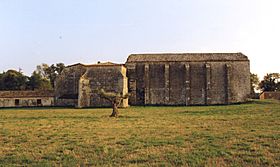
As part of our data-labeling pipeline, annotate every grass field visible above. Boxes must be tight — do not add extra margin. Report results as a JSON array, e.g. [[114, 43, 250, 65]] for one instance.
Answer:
[[0, 100, 279, 166]]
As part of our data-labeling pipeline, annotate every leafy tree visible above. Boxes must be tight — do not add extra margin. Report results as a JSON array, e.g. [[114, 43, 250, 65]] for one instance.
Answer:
[[45, 64, 57, 88], [27, 71, 52, 90], [35, 63, 49, 79], [250, 73, 260, 98], [0, 62, 64, 91], [0, 70, 28, 90], [0, 72, 3, 90], [56, 63, 65, 74], [95, 89, 129, 117], [259, 73, 280, 92], [36, 63, 65, 88]]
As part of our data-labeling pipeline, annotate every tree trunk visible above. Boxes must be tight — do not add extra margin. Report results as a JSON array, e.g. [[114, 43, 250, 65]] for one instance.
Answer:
[[110, 102, 119, 117]]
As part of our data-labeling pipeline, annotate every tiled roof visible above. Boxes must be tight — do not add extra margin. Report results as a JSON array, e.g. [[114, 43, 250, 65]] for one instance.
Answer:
[[126, 53, 249, 63], [0, 90, 54, 98], [67, 62, 124, 68]]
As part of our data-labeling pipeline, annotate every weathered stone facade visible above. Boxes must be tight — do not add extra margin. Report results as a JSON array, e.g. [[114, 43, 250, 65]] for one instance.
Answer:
[[0, 90, 54, 107], [55, 53, 250, 107], [55, 63, 128, 108], [260, 92, 280, 100], [55, 63, 87, 106], [125, 53, 250, 105]]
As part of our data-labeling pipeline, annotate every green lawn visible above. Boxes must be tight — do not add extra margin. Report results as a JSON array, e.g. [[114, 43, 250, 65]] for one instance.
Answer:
[[0, 100, 279, 166]]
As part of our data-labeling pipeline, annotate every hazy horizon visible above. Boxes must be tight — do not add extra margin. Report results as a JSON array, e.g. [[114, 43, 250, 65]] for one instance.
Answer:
[[1, 0, 279, 78]]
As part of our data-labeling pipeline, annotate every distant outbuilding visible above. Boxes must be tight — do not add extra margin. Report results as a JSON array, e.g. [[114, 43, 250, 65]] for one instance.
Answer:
[[259, 92, 280, 100], [0, 90, 54, 107]]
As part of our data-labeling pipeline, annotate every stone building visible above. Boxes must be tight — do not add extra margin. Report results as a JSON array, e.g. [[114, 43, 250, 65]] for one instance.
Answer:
[[125, 53, 250, 105], [55, 62, 128, 108], [259, 91, 280, 100], [0, 90, 54, 107], [55, 52, 250, 107]]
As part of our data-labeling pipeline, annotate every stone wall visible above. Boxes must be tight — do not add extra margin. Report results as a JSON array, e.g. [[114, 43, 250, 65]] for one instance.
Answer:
[[260, 92, 280, 100], [55, 63, 128, 108], [54, 63, 87, 105], [125, 53, 250, 106], [55, 99, 78, 107], [169, 63, 186, 105], [78, 65, 128, 108], [55, 53, 250, 107]]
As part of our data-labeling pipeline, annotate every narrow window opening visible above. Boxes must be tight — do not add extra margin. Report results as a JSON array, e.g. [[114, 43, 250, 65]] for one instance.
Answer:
[[15, 99, 20, 106], [37, 99, 42, 106]]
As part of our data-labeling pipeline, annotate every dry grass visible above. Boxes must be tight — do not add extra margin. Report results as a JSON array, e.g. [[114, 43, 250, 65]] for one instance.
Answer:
[[0, 100, 279, 166]]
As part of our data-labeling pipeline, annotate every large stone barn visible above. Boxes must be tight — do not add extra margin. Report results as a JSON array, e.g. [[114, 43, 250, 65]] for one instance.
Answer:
[[55, 62, 128, 108], [0, 90, 54, 107], [125, 53, 250, 106], [55, 52, 250, 107]]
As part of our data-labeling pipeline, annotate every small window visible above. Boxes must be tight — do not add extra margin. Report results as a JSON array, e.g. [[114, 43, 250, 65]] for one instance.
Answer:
[[37, 99, 42, 106], [15, 99, 20, 106]]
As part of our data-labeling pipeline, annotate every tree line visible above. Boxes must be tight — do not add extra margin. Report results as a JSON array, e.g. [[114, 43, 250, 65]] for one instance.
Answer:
[[0, 63, 65, 91]]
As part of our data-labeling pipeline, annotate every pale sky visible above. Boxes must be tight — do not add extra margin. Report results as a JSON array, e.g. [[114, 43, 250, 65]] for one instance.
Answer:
[[0, 0, 279, 78]]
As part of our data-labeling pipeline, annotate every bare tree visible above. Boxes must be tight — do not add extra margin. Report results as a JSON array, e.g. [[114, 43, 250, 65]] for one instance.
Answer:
[[95, 89, 129, 117]]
